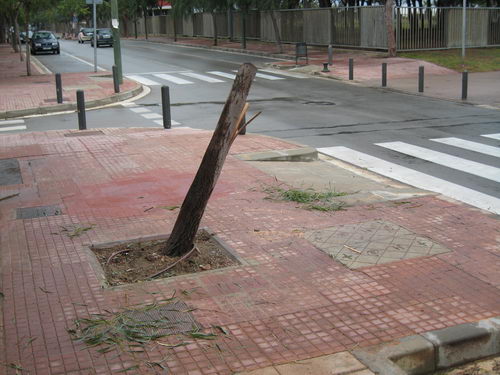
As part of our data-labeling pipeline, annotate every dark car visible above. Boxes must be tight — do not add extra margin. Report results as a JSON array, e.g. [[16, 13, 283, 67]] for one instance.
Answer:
[[20, 31, 33, 44], [91, 28, 113, 47], [30, 31, 60, 55]]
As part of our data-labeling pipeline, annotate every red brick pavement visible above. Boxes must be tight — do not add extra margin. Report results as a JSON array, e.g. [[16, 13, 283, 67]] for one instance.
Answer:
[[0, 44, 138, 113], [0, 128, 499, 374]]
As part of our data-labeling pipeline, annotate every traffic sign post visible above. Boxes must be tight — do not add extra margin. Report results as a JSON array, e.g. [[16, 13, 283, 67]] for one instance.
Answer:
[[85, 0, 103, 72]]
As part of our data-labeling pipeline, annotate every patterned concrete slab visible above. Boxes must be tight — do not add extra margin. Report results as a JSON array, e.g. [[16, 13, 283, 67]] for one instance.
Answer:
[[305, 220, 451, 269]]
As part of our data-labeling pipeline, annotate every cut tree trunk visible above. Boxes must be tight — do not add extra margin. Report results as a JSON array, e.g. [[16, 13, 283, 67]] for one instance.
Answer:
[[163, 63, 257, 257]]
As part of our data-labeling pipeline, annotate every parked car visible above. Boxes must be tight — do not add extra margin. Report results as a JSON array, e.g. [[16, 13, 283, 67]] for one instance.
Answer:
[[90, 28, 113, 47], [30, 31, 60, 55], [20, 31, 33, 44], [78, 28, 93, 43]]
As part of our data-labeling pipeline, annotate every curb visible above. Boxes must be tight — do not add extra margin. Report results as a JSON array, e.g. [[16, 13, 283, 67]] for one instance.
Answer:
[[236, 147, 318, 162], [352, 316, 500, 374], [0, 83, 143, 120]]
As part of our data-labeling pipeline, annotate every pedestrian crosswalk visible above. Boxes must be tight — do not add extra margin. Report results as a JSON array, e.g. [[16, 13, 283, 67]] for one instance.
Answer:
[[125, 69, 295, 87], [122, 102, 181, 127], [0, 119, 26, 132], [318, 133, 500, 215]]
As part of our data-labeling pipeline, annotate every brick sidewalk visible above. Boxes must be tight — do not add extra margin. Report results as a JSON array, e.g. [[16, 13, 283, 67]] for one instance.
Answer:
[[0, 44, 139, 113], [0, 128, 498, 374]]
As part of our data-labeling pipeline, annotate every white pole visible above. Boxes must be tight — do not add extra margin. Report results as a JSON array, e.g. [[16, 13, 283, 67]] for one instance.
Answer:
[[462, 0, 466, 68], [93, 0, 97, 73]]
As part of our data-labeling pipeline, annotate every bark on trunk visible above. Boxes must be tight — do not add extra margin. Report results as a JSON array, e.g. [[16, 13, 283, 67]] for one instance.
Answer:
[[163, 63, 257, 257], [144, 8, 148, 40], [25, 8, 31, 76], [385, 0, 396, 57], [13, 15, 20, 53], [270, 10, 283, 54]]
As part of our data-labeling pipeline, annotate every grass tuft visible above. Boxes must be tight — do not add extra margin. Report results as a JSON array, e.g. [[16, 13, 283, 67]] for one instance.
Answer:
[[264, 185, 347, 212]]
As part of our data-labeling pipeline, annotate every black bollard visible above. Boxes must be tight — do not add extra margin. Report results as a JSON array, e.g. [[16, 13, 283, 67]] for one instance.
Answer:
[[462, 71, 468, 100], [418, 66, 424, 93], [55, 73, 63, 104], [328, 45, 333, 66], [382, 63, 387, 87], [76, 90, 86, 130], [112, 65, 120, 93], [161, 86, 171, 129], [349, 58, 354, 80], [322, 62, 330, 73]]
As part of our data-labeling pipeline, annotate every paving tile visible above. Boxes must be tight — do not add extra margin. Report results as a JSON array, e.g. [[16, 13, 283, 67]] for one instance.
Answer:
[[274, 352, 366, 375]]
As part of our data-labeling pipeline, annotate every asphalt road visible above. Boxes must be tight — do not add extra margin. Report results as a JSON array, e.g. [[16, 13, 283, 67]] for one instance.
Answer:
[[5, 39, 500, 211]]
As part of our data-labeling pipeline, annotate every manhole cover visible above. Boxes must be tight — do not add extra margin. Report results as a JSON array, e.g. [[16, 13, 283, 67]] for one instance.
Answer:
[[17, 205, 62, 219], [0, 158, 22, 186], [305, 220, 451, 269], [123, 300, 200, 336], [304, 101, 336, 106], [64, 130, 104, 137]]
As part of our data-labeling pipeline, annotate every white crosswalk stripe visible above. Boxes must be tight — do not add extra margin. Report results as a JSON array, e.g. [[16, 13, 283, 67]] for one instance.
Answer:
[[154, 119, 181, 126], [126, 75, 161, 86], [180, 72, 224, 83], [232, 70, 285, 80], [207, 71, 236, 80], [153, 74, 193, 85], [259, 69, 308, 79], [431, 137, 500, 158], [0, 119, 26, 132], [141, 113, 163, 120], [129, 107, 150, 113], [482, 133, 500, 141], [318, 146, 500, 215], [376, 141, 500, 183]]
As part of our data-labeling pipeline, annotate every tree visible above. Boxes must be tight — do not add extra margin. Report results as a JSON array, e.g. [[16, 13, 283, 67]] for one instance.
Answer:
[[163, 63, 257, 257], [385, 0, 396, 57]]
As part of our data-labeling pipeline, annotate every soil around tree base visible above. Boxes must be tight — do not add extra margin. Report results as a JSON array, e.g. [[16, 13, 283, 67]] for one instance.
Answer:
[[92, 230, 238, 286]]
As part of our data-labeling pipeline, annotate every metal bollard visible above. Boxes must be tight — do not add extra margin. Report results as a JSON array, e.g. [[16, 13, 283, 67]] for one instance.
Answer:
[[161, 86, 171, 129], [76, 90, 86, 130], [382, 63, 387, 87], [112, 65, 120, 93], [55, 73, 63, 104], [349, 58, 354, 80], [418, 66, 424, 93], [322, 62, 330, 73], [462, 70, 468, 100], [328, 45, 333, 66]]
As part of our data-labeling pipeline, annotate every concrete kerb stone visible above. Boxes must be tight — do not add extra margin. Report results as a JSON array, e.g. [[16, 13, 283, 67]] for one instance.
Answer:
[[236, 147, 318, 162], [353, 316, 500, 374], [0, 83, 143, 120]]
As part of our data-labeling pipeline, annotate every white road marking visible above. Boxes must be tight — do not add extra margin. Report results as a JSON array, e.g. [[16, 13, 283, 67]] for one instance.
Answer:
[[153, 73, 193, 85], [154, 119, 180, 126], [126, 75, 161, 86], [61, 51, 106, 71], [259, 69, 308, 79], [318, 146, 500, 215], [431, 137, 500, 158], [180, 72, 224, 83], [141, 113, 163, 119], [0, 119, 25, 126], [376, 141, 500, 183], [482, 133, 500, 141], [0, 125, 26, 132], [208, 71, 236, 80], [129, 107, 150, 113], [121, 102, 137, 107], [255, 72, 285, 80]]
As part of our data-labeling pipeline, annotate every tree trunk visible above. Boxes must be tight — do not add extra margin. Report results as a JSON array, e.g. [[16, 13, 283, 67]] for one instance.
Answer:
[[25, 6, 31, 76], [270, 10, 283, 54], [385, 0, 396, 57], [212, 12, 218, 46], [163, 63, 257, 257], [241, 9, 246, 49], [13, 15, 20, 53]]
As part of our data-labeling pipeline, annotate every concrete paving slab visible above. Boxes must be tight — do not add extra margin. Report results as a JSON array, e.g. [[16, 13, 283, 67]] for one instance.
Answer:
[[273, 352, 367, 375]]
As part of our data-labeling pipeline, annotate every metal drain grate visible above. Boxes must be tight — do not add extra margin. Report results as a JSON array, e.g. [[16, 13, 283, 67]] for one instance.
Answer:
[[122, 300, 200, 336], [17, 205, 62, 219], [0, 159, 22, 186], [64, 130, 104, 137]]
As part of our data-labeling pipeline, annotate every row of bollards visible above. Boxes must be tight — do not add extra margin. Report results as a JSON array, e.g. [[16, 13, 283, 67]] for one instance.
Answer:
[[326, 58, 468, 100]]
